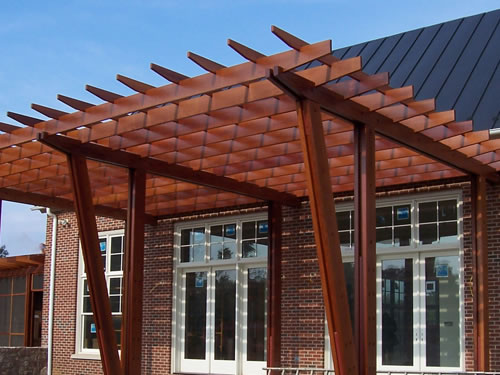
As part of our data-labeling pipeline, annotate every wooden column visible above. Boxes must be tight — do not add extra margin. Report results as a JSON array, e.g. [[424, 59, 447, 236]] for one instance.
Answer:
[[354, 123, 376, 375], [121, 168, 146, 374], [66, 153, 121, 375], [296, 99, 358, 375], [471, 175, 489, 371], [267, 201, 282, 369]]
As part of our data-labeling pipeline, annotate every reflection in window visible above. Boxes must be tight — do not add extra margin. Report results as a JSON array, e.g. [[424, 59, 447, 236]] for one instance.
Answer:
[[210, 224, 236, 260], [180, 227, 205, 262], [242, 221, 268, 258], [247, 268, 267, 361], [419, 200, 458, 245]]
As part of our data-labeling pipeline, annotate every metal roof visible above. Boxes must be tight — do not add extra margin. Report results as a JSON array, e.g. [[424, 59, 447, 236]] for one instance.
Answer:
[[333, 9, 500, 130]]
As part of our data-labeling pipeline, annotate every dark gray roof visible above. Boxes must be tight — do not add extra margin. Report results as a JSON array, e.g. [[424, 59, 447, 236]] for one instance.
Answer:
[[333, 9, 500, 130]]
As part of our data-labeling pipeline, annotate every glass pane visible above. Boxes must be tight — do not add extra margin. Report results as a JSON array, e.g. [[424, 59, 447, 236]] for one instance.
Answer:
[[439, 200, 457, 221], [382, 258, 413, 366], [0, 296, 11, 332], [394, 226, 411, 247], [113, 316, 122, 350], [257, 238, 268, 258], [83, 315, 98, 349], [32, 274, 43, 290], [420, 223, 437, 245], [425, 256, 460, 367], [99, 238, 107, 272], [242, 222, 255, 239], [337, 211, 350, 231], [10, 335, 24, 346], [211, 243, 223, 260], [339, 231, 350, 247], [343, 262, 355, 331], [110, 236, 123, 254], [12, 277, 25, 294], [0, 334, 8, 346], [247, 268, 267, 361], [180, 246, 190, 263], [110, 296, 121, 313], [110, 254, 122, 272], [257, 221, 268, 237], [419, 201, 437, 223], [192, 245, 205, 262], [376, 206, 392, 227], [83, 296, 92, 313], [224, 224, 236, 240], [185, 272, 207, 359], [242, 241, 257, 258], [439, 222, 458, 243], [193, 228, 205, 244], [376, 228, 392, 247], [222, 242, 236, 259], [11, 295, 25, 333], [181, 229, 191, 246], [394, 205, 411, 225], [0, 278, 10, 294], [211, 225, 223, 243], [215, 270, 236, 360]]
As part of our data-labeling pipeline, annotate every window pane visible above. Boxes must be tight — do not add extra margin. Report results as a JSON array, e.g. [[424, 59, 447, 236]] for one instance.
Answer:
[[180, 246, 190, 263], [12, 277, 25, 294], [439, 222, 458, 243], [224, 224, 236, 240], [181, 229, 191, 246], [339, 232, 350, 247], [0, 278, 10, 294], [247, 268, 267, 361], [222, 242, 236, 259], [343, 262, 355, 331], [376, 207, 392, 227], [110, 254, 122, 272], [394, 205, 411, 225], [210, 243, 223, 260], [439, 200, 457, 221], [110, 296, 120, 312], [242, 241, 257, 258], [32, 274, 43, 290], [10, 335, 24, 347], [382, 258, 413, 366], [210, 225, 223, 243], [419, 201, 437, 223], [11, 295, 25, 333], [376, 228, 392, 247], [185, 272, 207, 359], [0, 334, 8, 346], [425, 256, 460, 367], [257, 238, 268, 258], [110, 236, 122, 254], [394, 226, 411, 247], [215, 270, 236, 360], [83, 315, 98, 349], [420, 223, 437, 245], [113, 316, 122, 350], [337, 211, 350, 231], [257, 221, 268, 238], [0, 296, 10, 332], [192, 228, 205, 244], [192, 245, 205, 262], [242, 222, 255, 240]]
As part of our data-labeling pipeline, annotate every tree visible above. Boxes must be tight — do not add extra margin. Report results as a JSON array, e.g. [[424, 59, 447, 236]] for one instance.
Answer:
[[0, 245, 8, 258]]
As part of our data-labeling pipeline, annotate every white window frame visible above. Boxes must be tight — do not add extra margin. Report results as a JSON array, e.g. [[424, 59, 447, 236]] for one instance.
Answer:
[[325, 190, 465, 371], [73, 229, 125, 360], [171, 213, 268, 375]]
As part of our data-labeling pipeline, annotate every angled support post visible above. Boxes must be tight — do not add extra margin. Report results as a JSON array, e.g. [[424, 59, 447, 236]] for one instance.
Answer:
[[267, 201, 282, 370], [296, 99, 358, 375], [354, 123, 376, 375], [66, 153, 121, 375], [121, 168, 146, 374], [471, 174, 489, 371]]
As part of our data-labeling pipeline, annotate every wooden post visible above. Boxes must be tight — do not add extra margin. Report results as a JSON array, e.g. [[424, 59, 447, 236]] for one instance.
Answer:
[[296, 99, 358, 375], [66, 153, 121, 375], [471, 175, 489, 371], [354, 123, 376, 375], [267, 201, 282, 370], [121, 168, 146, 374]]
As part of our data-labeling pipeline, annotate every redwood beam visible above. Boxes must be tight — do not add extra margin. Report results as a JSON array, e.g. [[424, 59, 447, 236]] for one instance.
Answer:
[[471, 175, 490, 371], [267, 201, 282, 370], [66, 153, 121, 375], [121, 168, 146, 374], [296, 99, 357, 375], [354, 123, 376, 375]]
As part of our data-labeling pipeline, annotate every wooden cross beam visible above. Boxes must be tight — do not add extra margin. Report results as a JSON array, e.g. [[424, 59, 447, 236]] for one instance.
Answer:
[[37, 132, 301, 206]]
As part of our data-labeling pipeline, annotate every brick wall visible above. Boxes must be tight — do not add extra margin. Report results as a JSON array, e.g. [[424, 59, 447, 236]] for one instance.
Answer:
[[40, 180, 500, 373]]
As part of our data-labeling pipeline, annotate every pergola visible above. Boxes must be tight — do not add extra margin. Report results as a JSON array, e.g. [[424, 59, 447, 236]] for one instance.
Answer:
[[0, 27, 497, 375]]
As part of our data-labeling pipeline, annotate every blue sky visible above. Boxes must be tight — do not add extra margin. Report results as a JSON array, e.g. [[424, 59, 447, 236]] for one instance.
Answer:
[[0, 0, 498, 255]]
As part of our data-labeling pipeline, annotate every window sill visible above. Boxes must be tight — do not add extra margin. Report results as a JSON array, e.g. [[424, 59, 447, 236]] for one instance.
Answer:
[[71, 352, 101, 360]]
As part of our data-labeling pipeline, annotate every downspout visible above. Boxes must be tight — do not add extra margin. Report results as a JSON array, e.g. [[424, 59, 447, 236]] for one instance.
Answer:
[[46, 208, 57, 375]]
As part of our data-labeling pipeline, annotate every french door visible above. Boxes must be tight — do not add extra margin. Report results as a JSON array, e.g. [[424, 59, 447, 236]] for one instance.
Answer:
[[178, 265, 267, 375], [377, 252, 461, 371]]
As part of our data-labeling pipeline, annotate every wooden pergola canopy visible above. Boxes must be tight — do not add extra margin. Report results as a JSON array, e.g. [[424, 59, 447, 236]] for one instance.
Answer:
[[1, 26, 499, 220]]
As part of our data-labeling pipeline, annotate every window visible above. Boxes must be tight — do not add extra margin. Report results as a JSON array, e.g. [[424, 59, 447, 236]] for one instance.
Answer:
[[327, 193, 463, 371], [173, 215, 268, 375], [76, 230, 124, 354], [0, 276, 27, 346]]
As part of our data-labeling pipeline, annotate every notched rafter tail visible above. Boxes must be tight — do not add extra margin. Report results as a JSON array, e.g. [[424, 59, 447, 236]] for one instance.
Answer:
[[7, 112, 44, 127], [31, 104, 68, 120], [85, 84, 123, 103], [116, 74, 155, 94], [271, 25, 308, 50], [187, 52, 226, 74], [57, 94, 94, 111], [150, 63, 189, 84], [0, 122, 22, 133], [227, 39, 265, 63]]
